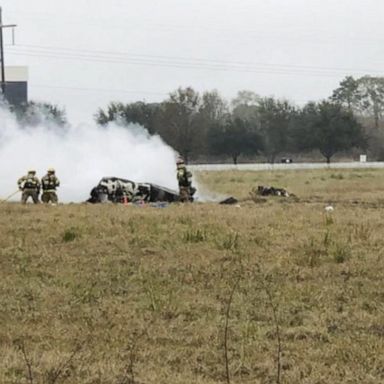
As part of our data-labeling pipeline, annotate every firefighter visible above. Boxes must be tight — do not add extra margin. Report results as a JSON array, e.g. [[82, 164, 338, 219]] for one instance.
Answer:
[[41, 168, 60, 204], [17, 170, 41, 204], [176, 158, 194, 202]]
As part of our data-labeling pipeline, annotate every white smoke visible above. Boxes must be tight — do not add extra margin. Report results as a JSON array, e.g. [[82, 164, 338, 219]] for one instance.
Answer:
[[0, 107, 180, 203]]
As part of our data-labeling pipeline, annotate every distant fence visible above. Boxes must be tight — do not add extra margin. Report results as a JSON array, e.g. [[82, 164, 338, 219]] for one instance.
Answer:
[[189, 162, 384, 172]]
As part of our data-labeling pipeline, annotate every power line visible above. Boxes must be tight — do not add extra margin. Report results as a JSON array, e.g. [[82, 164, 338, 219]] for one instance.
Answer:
[[6, 45, 382, 78], [10, 43, 382, 74], [5, 51, 343, 77], [8, 9, 384, 46], [31, 83, 168, 96]]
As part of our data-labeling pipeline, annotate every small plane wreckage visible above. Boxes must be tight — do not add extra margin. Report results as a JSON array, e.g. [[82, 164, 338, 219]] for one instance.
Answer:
[[87, 177, 195, 204]]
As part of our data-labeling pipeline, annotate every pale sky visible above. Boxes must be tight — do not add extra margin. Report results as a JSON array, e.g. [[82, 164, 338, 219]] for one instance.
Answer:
[[2, 0, 384, 123]]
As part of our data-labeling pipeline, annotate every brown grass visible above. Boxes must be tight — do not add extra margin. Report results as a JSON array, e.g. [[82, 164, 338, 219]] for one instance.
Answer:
[[1, 168, 384, 383]]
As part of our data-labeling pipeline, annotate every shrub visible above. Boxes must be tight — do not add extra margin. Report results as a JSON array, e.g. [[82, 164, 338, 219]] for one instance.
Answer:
[[62, 227, 78, 242]]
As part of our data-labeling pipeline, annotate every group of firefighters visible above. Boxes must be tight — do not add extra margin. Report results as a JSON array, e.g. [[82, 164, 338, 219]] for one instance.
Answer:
[[16, 158, 193, 204], [17, 168, 60, 204]]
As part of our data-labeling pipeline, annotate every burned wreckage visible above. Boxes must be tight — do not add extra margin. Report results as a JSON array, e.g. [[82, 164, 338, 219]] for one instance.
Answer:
[[87, 177, 195, 204]]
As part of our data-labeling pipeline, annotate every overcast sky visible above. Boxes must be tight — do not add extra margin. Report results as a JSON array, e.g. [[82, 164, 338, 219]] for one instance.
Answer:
[[2, 0, 384, 122]]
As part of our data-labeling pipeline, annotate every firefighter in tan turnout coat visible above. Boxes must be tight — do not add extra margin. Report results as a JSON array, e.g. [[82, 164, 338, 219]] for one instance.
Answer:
[[17, 170, 41, 204], [176, 158, 194, 202], [41, 168, 60, 204]]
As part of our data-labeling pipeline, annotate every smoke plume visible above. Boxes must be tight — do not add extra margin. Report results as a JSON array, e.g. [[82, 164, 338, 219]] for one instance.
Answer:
[[0, 107, 180, 203]]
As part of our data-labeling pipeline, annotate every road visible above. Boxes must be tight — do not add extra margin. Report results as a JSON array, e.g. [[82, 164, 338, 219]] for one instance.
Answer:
[[189, 161, 384, 171]]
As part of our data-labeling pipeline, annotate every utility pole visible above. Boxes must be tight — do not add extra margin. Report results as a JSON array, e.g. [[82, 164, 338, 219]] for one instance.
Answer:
[[0, 7, 17, 97]]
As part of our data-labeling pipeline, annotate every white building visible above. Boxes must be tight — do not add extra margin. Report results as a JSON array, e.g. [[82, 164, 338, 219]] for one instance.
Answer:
[[2, 65, 28, 105]]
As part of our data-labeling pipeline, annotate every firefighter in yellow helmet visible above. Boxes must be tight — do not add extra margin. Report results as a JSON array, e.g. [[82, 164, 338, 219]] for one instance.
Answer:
[[176, 158, 194, 202], [17, 170, 41, 204], [41, 168, 60, 204]]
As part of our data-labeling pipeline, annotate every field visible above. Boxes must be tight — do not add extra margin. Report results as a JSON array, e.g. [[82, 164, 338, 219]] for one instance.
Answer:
[[1, 168, 384, 384]]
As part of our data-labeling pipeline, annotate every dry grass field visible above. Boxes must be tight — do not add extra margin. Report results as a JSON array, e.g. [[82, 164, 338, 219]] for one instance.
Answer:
[[1, 168, 384, 384]]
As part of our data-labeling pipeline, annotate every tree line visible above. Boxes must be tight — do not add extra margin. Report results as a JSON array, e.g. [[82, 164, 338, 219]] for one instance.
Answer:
[[8, 75, 384, 163], [95, 75, 384, 163]]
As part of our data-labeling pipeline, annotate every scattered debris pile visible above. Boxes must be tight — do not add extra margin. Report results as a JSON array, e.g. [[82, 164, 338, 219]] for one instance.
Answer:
[[249, 185, 293, 203], [219, 196, 238, 205], [256, 185, 290, 197]]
